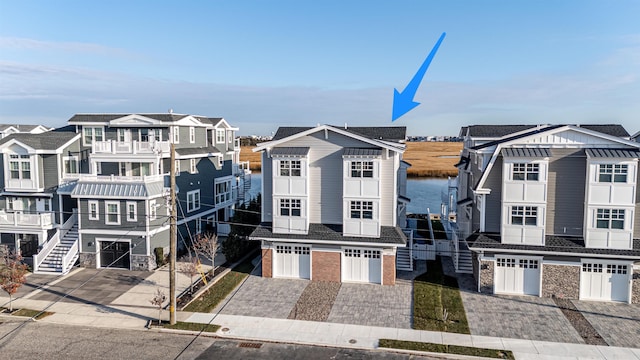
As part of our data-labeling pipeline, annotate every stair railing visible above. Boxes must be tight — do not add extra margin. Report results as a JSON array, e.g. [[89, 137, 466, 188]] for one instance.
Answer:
[[61, 239, 79, 274], [33, 209, 78, 273]]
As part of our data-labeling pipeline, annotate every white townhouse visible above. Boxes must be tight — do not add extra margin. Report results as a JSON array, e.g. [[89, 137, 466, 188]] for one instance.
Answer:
[[249, 125, 411, 285], [455, 124, 640, 303]]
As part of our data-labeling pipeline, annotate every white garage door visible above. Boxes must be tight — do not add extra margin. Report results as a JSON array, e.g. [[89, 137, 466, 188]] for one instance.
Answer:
[[494, 257, 540, 296], [273, 244, 310, 279], [580, 262, 629, 302], [342, 248, 381, 284]]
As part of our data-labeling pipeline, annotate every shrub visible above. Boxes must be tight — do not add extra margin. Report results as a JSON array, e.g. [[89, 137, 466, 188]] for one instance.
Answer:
[[221, 233, 256, 263], [154, 247, 165, 267]]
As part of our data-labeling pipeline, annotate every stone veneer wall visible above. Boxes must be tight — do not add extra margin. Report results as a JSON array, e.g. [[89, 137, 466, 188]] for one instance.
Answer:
[[261, 248, 272, 278], [633, 269, 640, 304], [542, 264, 580, 299], [79, 253, 97, 268], [382, 254, 396, 285], [312, 251, 341, 282], [131, 254, 155, 271], [479, 260, 494, 294]]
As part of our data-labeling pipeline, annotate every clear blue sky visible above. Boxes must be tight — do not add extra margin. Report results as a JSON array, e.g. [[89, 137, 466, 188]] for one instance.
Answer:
[[1, 1, 639, 136]]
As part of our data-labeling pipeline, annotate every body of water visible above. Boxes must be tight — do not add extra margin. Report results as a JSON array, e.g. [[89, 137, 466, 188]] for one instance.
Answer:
[[245, 172, 447, 215]]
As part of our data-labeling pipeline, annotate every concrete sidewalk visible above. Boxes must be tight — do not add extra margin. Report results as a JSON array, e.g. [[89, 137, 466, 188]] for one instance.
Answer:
[[185, 313, 640, 360]]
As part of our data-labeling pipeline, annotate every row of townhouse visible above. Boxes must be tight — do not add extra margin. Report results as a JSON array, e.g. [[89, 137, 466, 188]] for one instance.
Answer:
[[249, 124, 412, 285], [0, 113, 250, 273], [450, 124, 640, 304]]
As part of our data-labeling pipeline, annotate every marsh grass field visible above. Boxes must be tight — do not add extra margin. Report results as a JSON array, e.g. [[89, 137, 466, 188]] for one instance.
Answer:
[[240, 142, 462, 178]]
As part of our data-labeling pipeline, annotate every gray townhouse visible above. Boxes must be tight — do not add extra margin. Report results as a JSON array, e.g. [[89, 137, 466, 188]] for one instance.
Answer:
[[250, 125, 411, 285], [452, 124, 640, 303], [0, 113, 250, 273]]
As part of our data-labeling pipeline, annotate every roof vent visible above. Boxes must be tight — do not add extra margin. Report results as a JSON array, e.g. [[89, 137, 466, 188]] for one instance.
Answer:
[[168, 108, 173, 114], [344, 123, 348, 129]]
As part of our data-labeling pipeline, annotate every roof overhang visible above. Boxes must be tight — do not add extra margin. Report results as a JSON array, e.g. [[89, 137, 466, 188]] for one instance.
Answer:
[[250, 236, 404, 248]]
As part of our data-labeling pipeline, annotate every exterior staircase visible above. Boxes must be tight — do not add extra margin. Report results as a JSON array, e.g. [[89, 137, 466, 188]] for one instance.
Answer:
[[456, 241, 473, 274], [34, 223, 79, 274], [396, 247, 413, 271]]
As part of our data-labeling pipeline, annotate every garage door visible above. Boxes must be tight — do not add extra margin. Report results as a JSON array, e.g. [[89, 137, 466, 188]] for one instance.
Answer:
[[580, 262, 629, 302], [273, 244, 310, 279], [100, 241, 130, 269], [494, 257, 540, 296], [342, 248, 381, 284]]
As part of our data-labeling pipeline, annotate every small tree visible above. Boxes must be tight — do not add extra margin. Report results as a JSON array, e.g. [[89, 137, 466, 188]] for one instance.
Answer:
[[179, 257, 200, 294], [192, 232, 218, 273], [149, 288, 167, 324], [0, 251, 29, 312]]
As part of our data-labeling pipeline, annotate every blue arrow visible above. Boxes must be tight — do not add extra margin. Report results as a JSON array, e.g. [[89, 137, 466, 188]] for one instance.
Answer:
[[392, 32, 446, 122]]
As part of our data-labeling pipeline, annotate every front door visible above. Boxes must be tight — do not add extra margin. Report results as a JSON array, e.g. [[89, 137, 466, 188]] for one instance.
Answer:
[[19, 234, 39, 257], [100, 241, 130, 269]]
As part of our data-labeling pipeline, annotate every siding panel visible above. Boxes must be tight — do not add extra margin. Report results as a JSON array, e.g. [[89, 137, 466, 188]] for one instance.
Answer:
[[546, 149, 586, 236], [484, 156, 503, 232]]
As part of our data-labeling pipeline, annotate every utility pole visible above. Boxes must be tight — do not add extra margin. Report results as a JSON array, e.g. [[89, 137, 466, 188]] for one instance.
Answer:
[[169, 142, 177, 325]]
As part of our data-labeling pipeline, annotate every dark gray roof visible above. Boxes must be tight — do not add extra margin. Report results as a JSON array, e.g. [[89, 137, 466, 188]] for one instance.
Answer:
[[463, 124, 629, 139], [273, 125, 406, 142], [343, 148, 382, 157], [467, 232, 640, 258], [270, 147, 310, 156], [249, 223, 406, 245], [175, 146, 221, 156], [0, 132, 79, 150], [67, 113, 222, 124], [472, 125, 565, 150], [501, 148, 551, 158], [585, 148, 640, 159]]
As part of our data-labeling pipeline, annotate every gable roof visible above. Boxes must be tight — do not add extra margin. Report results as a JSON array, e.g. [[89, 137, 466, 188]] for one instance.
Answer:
[[252, 125, 406, 153], [0, 132, 80, 152], [273, 125, 406, 142], [464, 124, 629, 139], [0, 124, 49, 132]]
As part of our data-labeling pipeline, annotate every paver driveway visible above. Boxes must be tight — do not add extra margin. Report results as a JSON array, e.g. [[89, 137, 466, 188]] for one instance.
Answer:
[[573, 300, 640, 348]]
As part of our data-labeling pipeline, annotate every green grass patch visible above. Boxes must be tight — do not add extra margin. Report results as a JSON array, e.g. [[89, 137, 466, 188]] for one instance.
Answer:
[[6, 308, 54, 320], [163, 321, 220, 333], [183, 257, 255, 313], [413, 257, 469, 334], [379, 339, 514, 359]]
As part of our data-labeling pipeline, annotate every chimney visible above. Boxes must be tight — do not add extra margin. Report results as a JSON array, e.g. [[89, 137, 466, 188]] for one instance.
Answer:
[[168, 108, 173, 114], [344, 123, 348, 130]]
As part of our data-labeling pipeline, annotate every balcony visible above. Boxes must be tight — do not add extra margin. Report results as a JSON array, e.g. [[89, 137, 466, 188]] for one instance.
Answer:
[[92, 140, 170, 155], [0, 211, 54, 229], [76, 173, 168, 183], [233, 161, 251, 176]]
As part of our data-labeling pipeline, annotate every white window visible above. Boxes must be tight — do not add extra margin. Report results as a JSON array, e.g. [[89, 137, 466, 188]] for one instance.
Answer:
[[216, 129, 225, 144], [187, 190, 201, 212], [9, 154, 31, 180], [88, 200, 99, 220], [175, 160, 180, 175], [126, 202, 137, 222], [196, 218, 202, 234], [96, 162, 102, 175], [173, 126, 179, 143], [149, 199, 157, 220], [350, 201, 373, 219], [512, 163, 539, 181], [105, 201, 120, 225], [189, 127, 195, 143], [189, 158, 197, 173], [598, 164, 627, 183], [6, 197, 14, 211], [217, 155, 223, 168], [215, 180, 231, 205], [280, 160, 301, 176], [117, 128, 130, 142], [511, 206, 537, 226], [228, 130, 233, 143], [63, 156, 79, 176], [350, 161, 374, 178], [83, 126, 104, 146], [280, 199, 301, 216], [596, 209, 625, 229]]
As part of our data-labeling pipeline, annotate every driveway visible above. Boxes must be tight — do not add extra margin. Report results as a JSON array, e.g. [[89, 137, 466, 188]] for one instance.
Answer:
[[211, 267, 413, 328], [573, 300, 640, 348]]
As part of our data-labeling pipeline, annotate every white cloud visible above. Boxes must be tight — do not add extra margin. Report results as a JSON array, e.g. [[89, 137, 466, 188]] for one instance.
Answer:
[[0, 36, 136, 58]]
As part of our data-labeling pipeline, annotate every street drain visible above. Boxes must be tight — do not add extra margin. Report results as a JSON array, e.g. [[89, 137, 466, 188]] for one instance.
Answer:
[[238, 342, 263, 349], [349, 339, 357, 344], [221, 327, 230, 333]]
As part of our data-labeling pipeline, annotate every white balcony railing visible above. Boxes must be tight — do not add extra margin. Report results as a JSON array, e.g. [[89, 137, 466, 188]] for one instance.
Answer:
[[233, 161, 251, 175], [92, 140, 170, 155], [76, 173, 167, 183], [34, 209, 77, 273], [0, 211, 54, 228]]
